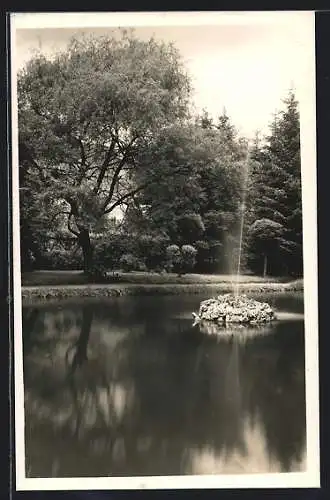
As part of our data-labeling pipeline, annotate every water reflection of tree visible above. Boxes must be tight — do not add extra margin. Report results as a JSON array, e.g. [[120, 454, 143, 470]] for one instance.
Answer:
[[22, 308, 39, 356], [23, 304, 306, 477], [66, 307, 93, 373], [24, 304, 139, 476]]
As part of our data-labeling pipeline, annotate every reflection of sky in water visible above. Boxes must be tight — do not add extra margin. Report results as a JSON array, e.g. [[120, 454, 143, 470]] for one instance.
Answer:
[[23, 293, 306, 477], [189, 413, 306, 474]]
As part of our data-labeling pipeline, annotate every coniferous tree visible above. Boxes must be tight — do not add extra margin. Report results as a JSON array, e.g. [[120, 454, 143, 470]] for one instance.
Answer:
[[247, 91, 302, 276]]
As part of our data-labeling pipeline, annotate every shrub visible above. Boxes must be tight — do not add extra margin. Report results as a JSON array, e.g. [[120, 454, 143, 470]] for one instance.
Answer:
[[165, 244, 197, 275], [43, 245, 83, 270], [135, 234, 169, 271], [86, 263, 108, 281], [119, 253, 137, 272], [194, 239, 210, 273], [118, 253, 146, 272], [94, 232, 169, 272], [136, 260, 148, 272], [165, 244, 182, 273], [181, 244, 197, 273], [94, 233, 134, 270]]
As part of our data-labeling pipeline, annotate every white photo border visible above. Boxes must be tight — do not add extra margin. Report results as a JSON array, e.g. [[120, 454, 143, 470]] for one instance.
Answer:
[[11, 10, 320, 491]]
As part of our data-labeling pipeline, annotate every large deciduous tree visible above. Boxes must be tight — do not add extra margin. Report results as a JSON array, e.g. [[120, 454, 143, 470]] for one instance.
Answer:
[[18, 32, 191, 274], [124, 113, 248, 272]]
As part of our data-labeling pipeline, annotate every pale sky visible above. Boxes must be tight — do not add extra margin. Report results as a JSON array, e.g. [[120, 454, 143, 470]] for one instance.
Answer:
[[13, 12, 315, 139]]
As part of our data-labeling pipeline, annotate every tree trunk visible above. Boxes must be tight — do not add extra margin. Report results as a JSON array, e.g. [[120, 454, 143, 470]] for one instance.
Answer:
[[263, 254, 267, 278], [71, 306, 93, 371], [78, 228, 93, 274]]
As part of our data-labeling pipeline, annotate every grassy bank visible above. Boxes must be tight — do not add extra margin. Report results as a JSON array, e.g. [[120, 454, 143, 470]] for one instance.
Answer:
[[21, 278, 304, 304], [22, 270, 291, 287]]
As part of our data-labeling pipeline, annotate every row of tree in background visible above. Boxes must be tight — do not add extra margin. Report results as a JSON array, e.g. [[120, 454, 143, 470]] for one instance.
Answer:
[[18, 31, 303, 278]]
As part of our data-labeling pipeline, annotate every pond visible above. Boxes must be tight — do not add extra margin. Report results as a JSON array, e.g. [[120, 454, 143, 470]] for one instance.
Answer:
[[22, 292, 306, 478]]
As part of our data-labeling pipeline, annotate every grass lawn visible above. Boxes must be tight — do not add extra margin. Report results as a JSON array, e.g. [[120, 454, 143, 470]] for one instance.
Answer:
[[22, 269, 291, 287]]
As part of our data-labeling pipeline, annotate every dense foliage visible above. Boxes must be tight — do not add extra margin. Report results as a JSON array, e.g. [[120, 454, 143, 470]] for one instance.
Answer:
[[124, 110, 248, 273], [19, 32, 190, 276], [246, 92, 302, 276], [18, 31, 303, 278]]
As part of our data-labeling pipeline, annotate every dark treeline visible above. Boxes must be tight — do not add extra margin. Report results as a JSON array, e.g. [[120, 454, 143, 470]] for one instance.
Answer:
[[18, 32, 302, 278]]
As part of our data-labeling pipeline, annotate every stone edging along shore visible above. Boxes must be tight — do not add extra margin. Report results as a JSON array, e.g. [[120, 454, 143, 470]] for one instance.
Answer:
[[21, 280, 304, 304]]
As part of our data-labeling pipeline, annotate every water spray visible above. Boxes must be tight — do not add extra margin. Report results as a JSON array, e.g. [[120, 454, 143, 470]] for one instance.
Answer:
[[234, 147, 250, 298]]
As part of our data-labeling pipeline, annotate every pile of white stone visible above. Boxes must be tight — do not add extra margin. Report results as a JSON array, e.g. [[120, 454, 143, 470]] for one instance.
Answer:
[[193, 293, 275, 325]]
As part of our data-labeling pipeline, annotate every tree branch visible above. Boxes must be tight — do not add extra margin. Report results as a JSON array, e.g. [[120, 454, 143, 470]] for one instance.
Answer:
[[101, 136, 139, 211], [76, 137, 87, 167], [64, 198, 81, 236], [103, 163, 190, 215], [94, 138, 117, 194], [104, 181, 151, 214], [101, 161, 126, 212]]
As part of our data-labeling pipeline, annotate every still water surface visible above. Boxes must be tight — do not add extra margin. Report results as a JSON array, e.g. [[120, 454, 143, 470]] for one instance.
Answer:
[[22, 292, 306, 477]]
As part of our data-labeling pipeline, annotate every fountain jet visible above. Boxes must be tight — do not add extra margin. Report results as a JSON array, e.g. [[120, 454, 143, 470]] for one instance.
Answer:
[[193, 146, 276, 335], [234, 148, 250, 297]]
